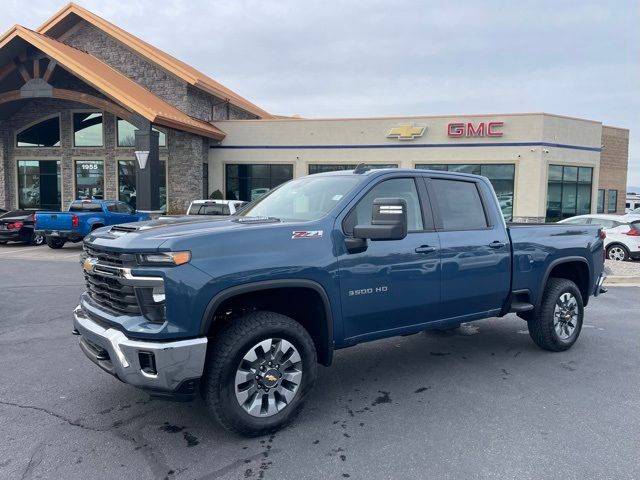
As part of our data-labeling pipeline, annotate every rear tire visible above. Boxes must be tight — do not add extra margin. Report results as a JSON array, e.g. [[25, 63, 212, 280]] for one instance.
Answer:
[[201, 311, 317, 437], [527, 278, 583, 352], [30, 232, 45, 246], [45, 237, 66, 249], [0, 241, 7, 245], [606, 244, 629, 261]]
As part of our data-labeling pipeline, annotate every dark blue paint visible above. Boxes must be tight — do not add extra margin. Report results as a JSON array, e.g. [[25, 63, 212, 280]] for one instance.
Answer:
[[82, 169, 604, 351]]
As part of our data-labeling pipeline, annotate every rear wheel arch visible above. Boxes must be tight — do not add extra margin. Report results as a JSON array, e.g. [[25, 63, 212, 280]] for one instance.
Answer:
[[539, 258, 590, 308], [202, 280, 334, 366]]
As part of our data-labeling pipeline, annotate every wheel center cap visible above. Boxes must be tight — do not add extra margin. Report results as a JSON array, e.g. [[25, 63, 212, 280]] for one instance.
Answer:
[[262, 369, 280, 388]]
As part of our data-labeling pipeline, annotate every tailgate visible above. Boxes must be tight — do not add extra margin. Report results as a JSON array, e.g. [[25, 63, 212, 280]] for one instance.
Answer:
[[36, 212, 74, 230]]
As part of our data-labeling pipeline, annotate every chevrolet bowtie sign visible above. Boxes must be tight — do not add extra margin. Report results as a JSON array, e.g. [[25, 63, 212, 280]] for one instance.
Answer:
[[387, 125, 426, 140]]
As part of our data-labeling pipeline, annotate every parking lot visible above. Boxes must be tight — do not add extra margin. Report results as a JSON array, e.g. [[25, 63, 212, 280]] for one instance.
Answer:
[[1, 245, 639, 480]]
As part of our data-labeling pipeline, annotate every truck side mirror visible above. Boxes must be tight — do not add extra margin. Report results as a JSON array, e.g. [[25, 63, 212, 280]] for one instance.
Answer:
[[353, 198, 408, 241]]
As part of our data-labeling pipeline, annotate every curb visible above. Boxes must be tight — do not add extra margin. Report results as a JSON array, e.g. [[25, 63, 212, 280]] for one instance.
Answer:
[[604, 276, 640, 286]]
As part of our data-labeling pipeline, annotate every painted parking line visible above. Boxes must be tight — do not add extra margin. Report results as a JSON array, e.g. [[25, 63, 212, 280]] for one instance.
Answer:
[[0, 247, 35, 256]]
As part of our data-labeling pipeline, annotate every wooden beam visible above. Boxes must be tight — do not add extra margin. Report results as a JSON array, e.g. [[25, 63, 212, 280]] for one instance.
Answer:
[[42, 59, 57, 82], [0, 88, 133, 121], [0, 63, 16, 83], [33, 59, 40, 79], [13, 58, 30, 83]]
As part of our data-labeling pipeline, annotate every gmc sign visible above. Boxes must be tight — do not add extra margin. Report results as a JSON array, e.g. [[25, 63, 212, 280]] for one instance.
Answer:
[[447, 121, 504, 137]]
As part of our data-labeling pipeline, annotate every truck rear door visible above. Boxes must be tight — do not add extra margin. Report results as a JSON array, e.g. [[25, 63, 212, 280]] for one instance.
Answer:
[[425, 175, 511, 319]]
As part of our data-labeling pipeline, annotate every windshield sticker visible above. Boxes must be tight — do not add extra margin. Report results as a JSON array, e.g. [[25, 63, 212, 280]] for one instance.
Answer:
[[292, 230, 323, 239], [332, 194, 343, 201]]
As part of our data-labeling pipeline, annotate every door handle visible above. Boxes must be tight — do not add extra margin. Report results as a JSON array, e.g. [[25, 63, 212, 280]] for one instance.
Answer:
[[415, 245, 437, 254], [488, 241, 506, 249]]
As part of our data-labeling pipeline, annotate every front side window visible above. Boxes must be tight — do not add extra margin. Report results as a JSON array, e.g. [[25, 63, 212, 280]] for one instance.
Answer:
[[17, 160, 61, 210], [73, 112, 103, 147], [16, 117, 60, 147], [344, 178, 424, 234], [607, 190, 618, 213], [75, 160, 104, 200], [116, 118, 167, 147], [430, 179, 488, 230], [238, 175, 361, 222]]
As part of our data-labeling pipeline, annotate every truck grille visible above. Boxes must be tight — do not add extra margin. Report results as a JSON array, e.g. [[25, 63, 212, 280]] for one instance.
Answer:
[[84, 272, 141, 315], [85, 245, 136, 267]]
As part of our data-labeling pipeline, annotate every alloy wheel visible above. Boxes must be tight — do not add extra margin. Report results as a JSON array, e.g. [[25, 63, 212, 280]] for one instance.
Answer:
[[553, 292, 579, 340], [234, 338, 303, 417], [607, 246, 626, 261]]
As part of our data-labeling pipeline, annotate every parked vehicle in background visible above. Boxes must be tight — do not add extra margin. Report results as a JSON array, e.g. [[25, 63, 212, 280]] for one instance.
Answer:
[[0, 210, 45, 246], [35, 200, 150, 249], [0, 208, 7, 216], [187, 200, 248, 216], [623, 207, 640, 219], [625, 193, 640, 213], [559, 214, 640, 261], [74, 166, 606, 436]]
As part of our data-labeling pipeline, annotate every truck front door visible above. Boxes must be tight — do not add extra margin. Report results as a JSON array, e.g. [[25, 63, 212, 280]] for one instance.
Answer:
[[337, 176, 441, 342], [426, 176, 511, 319]]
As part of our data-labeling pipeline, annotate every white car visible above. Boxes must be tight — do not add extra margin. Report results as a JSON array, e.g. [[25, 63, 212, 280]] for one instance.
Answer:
[[187, 200, 248, 216], [559, 214, 640, 261]]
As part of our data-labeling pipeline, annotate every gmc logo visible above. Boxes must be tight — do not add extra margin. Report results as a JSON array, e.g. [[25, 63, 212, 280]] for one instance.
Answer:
[[447, 122, 503, 137]]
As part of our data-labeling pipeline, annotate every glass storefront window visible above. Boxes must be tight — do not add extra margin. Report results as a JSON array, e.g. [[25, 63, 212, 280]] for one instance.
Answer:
[[597, 189, 605, 213], [116, 118, 167, 147], [17, 160, 61, 210], [225, 164, 294, 201], [117, 160, 167, 211], [75, 160, 104, 200], [416, 163, 515, 221], [607, 190, 618, 213], [545, 165, 593, 221], [73, 112, 103, 147], [16, 117, 60, 147]]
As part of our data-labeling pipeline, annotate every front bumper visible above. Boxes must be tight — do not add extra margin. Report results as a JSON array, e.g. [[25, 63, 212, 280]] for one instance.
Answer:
[[73, 305, 207, 395]]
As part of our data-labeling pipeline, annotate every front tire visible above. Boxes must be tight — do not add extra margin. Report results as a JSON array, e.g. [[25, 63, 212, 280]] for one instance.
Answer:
[[606, 244, 629, 261], [202, 311, 317, 436], [527, 278, 584, 352], [45, 237, 65, 249]]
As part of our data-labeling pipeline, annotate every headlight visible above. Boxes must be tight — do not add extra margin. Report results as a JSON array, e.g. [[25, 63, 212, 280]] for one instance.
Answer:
[[137, 251, 191, 266]]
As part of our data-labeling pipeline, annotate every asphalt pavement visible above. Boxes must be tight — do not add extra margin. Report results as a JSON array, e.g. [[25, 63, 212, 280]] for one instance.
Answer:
[[0, 245, 639, 480]]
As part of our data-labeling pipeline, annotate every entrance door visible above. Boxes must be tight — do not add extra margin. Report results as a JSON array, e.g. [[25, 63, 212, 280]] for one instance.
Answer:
[[337, 177, 441, 341]]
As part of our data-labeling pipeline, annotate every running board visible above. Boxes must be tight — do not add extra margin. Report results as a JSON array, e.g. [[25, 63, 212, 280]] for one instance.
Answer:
[[509, 302, 534, 313]]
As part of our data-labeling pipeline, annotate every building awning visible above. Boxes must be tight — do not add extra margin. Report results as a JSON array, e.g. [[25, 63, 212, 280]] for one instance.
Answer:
[[0, 25, 226, 140]]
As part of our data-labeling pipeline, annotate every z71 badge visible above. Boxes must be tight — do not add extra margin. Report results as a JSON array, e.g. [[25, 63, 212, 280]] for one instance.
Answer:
[[292, 230, 323, 239]]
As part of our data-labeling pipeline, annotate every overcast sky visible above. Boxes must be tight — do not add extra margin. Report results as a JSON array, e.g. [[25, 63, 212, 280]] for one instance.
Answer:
[[5, 0, 640, 187]]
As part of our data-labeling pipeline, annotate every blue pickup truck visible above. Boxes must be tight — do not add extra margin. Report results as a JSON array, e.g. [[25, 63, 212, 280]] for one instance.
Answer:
[[35, 200, 150, 249], [73, 166, 606, 436]]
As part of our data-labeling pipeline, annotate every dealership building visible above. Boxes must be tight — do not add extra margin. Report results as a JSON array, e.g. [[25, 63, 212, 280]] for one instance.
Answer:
[[0, 4, 629, 222]]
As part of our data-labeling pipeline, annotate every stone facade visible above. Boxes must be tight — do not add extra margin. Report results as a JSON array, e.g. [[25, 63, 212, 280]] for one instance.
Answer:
[[599, 126, 629, 214], [0, 18, 261, 212]]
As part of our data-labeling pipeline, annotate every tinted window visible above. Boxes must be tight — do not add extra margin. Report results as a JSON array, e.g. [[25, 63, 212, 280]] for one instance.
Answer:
[[345, 178, 423, 234], [431, 179, 488, 230], [17, 117, 60, 147], [106, 202, 118, 213], [117, 118, 166, 147], [116, 202, 133, 214], [69, 202, 102, 212], [73, 113, 103, 147]]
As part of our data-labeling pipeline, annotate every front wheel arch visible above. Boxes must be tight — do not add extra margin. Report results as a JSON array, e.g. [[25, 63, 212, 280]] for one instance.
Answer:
[[201, 280, 334, 366]]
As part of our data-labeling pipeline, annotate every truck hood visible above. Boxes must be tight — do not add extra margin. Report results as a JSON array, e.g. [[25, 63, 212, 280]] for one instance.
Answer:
[[85, 215, 284, 252]]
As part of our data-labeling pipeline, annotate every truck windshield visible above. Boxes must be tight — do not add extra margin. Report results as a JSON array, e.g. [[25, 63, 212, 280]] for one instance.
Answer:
[[237, 176, 361, 221]]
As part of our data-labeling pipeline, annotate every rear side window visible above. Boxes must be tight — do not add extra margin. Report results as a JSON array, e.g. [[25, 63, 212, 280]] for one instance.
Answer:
[[430, 179, 488, 230], [203, 204, 230, 215], [69, 202, 102, 212]]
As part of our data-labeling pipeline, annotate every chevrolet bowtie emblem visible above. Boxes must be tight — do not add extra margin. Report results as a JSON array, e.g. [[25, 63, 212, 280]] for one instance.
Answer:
[[265, 374, 278, 383], [83, 257, 98, 274], [387, 125, 426, 140]]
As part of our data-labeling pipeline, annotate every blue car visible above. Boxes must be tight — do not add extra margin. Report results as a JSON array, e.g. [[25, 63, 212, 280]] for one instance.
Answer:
[[35, 200, 150, 249]]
